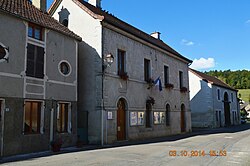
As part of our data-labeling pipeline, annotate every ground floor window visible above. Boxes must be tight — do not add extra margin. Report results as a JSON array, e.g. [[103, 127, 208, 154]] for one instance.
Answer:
[[57, 103, 71, 133], [146, 103, 152, 128], [154, 112, 165, 124], [130, 112, 144, 126], [166, 104, 170, 126], [24, 101, 43, 134]]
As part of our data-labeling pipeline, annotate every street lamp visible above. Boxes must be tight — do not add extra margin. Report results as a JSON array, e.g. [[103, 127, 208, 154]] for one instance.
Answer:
[[103, 53, 114, 69]]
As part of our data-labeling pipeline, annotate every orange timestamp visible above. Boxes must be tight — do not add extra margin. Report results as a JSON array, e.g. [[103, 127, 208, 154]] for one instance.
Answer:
[[169, 150, 227, 157]]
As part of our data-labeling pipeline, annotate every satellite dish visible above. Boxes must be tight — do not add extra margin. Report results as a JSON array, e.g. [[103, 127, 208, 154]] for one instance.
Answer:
[[0, 42, 9, 63]]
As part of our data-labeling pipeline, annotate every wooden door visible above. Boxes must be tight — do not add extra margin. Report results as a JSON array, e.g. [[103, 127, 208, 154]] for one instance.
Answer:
[[181, 104, 186, 132], [117, 99, 126, 141]]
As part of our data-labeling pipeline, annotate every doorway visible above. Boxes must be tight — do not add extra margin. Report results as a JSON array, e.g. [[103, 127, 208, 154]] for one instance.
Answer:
[[224, 92, 231, 126], [0, 100, 3, 157], [181, 104, 186, 132], [117, 98, 126, 141]]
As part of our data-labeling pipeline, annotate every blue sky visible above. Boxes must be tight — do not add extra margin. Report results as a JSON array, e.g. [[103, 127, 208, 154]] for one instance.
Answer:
[[47, 0, 250, 71]]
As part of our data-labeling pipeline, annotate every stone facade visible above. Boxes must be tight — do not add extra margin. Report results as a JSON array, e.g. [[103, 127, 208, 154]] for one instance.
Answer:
[[51, 0, 192, 145], [189, 70, 240, 128], [0, 11, 78, 156]]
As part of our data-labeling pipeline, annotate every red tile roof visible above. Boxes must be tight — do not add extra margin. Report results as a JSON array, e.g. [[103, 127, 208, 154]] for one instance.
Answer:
[[189, 68, 237, 91], [49, 0, 192, 63], [0, 0, 81, 41]]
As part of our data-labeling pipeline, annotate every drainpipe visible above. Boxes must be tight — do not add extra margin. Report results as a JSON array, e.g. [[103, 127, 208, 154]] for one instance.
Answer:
[[50, 100, 54, 148]]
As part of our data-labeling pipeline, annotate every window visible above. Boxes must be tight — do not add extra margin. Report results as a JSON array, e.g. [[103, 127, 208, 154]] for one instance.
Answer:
[[146, 103, 152, 128], [164, 66, 169, 85], [231, 93, 234, 102], [153, 112, 165, 124], [117, 49, 126, 75], [59, 61, 71, 76], [28, 24, 43, 40], [24, 101, 42, 134], [130, 112, 144, 126], [166, 104, 170, 126], [57, 103, 71, 133], [217, 89, 221, 100], [144, 59, 151, 81], [216, 111, 218, 122], [26, 43, 44, 78], [179, 71, 183, 88]]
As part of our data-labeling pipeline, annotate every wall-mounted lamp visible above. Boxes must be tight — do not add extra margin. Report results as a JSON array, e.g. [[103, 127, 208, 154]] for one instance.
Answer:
[[0, 43, 9, 63], [103, 53, 114, 69]]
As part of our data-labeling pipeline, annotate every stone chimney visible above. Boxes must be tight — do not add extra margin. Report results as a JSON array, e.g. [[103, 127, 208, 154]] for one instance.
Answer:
[[33, 0, 47, 12], [89, 0, 101, 8], [150, 32, 161, 40]]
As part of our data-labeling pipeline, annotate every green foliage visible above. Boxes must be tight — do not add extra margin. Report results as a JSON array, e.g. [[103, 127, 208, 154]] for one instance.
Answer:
[[238, 89, 250, 103], [204, 70, 250, 89]]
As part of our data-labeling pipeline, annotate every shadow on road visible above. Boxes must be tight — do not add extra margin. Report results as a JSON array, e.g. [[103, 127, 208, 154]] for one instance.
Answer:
[[1, 123, 250, 164]]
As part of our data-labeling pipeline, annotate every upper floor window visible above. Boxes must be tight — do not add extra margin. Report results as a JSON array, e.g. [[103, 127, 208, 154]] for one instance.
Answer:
[[164, 66, 169, 85], [179, 71, 183, 88], [26, 43, 44, 79], [144, 59, 151, 82], [24, 101, 43, 134], [231, 93, 234, 102], [57, 103, 71, 133], [217, 89, 221, 100], [28, 23, 43, 40], [117, 49, 126, 75]]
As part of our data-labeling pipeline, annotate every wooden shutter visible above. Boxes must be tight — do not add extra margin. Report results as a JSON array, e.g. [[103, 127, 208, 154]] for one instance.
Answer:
[[35, 46, 44, 78]]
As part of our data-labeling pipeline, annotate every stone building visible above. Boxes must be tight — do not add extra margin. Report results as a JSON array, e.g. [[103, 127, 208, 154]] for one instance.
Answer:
[[189, 68, 240, 128], [50, 0, 192, 145], [0, 0, 81, 156]]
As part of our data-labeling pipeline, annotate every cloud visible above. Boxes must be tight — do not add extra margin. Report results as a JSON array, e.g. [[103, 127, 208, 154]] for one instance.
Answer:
[[190, 57, 215, 70], [245, 20, 250, 24], [181, 39, 194, 46]]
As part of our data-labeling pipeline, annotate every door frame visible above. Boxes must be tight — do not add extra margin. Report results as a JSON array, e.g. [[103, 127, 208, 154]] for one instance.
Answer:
[[117, 98, 127, 141], [181, 104, 186, 132]]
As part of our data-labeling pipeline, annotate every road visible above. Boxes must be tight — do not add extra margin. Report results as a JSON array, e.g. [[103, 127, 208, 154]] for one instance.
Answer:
[[2, 124, 250, 166]]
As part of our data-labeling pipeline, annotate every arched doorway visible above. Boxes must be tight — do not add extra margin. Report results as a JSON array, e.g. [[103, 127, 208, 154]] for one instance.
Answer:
[[117, 98, 127, 141], [224, 92, 231, 126], [181, 104, 186, 132]]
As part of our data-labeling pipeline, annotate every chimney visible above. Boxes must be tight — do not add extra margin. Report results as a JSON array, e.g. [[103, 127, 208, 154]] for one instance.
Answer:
[[89, 0, 101, 8], [150, 32, 161, 40], [33, 0, 47, 12]]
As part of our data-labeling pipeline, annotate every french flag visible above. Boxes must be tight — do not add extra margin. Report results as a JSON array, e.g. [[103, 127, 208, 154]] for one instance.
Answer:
[[154, 77, 162, 91]]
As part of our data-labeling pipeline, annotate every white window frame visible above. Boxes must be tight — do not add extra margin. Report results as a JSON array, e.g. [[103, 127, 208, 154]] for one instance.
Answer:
[[57, 102, 72, 134]]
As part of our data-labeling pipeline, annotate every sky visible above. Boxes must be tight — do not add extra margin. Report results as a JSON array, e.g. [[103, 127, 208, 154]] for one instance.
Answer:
[[47, 0, 250, 71]]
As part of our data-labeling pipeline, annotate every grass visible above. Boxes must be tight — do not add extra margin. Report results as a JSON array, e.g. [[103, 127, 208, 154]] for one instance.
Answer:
[[238, 89, 250, 103]]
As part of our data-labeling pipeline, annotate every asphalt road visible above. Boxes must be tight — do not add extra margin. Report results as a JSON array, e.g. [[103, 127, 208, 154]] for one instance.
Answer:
[[2, 124, 250, 166]]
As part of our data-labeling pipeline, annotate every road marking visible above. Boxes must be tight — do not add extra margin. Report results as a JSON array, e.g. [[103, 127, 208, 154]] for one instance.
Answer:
[[227, 161, 240, 164]]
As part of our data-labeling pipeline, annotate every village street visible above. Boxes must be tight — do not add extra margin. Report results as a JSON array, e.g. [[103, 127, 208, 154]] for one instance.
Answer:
[[2, 124, 250, 166]]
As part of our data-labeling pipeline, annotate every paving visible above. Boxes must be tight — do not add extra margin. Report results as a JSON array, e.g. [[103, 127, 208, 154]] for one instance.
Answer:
[[1, 124, 250, 166]]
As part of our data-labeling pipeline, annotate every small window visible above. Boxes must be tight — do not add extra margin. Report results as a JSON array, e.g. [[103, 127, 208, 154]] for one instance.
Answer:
[[24, 101, 42, 134], [28, 23, 43, 40], [217, 89, 221, 100], [164, 66, 169, 85], [144, 59, 151, 82], [0, 45, 6, 59], [62, 19, 69, 27], [231, 93, 234, 102], [117, 49, 126, 75], [26, 43, 44, 78], [59, 61, 71, 76], [146, 103, 152, 128], [57, 103, 71, 133], [166, 104, 170, 126], [153, 112, 165, 124], [179, 71, 183, 88]]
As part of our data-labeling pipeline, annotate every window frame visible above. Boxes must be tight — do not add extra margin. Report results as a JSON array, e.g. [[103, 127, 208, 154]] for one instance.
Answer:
[[23, 100, 44, 135], [28, 23, 43, 41], [179, 71, 183, 88], [117, 49, 126, 75], [144, 58, 151, 82], [57, 102, 72, 134]]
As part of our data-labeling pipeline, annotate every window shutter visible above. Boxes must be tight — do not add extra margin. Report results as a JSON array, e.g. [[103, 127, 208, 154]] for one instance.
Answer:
[[26, 44, 35, 77], [36, 46, 44, 78]]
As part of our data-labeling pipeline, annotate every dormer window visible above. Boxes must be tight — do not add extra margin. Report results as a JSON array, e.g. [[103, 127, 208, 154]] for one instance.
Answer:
[[28, 23, 43, 40]]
